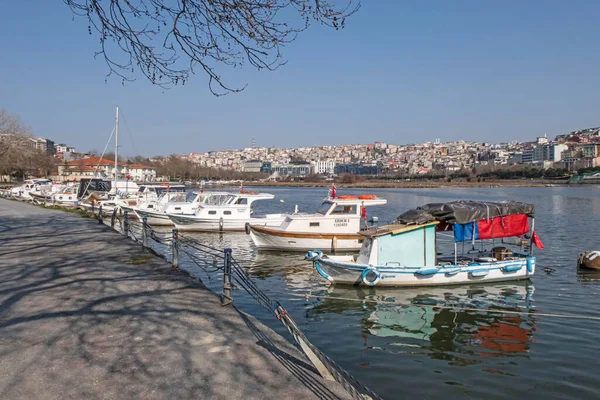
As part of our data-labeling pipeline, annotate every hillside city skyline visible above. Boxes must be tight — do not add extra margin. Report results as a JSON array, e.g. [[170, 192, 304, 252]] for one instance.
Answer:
[[27, 124, 600, 181]]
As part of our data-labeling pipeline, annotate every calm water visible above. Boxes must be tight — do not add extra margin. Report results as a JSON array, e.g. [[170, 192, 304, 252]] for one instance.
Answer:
[[157, 186, 600, 399]]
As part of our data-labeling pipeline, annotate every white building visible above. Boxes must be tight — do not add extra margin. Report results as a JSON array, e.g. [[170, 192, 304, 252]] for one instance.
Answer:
[[312, 159, 336, 175]]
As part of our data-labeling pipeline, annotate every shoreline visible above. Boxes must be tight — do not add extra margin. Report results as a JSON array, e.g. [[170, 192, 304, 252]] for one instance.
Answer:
[[242, 179, 570, 189]]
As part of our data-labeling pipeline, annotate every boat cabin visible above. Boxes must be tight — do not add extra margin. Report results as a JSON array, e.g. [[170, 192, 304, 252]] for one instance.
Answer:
[[269, 196, 388, 235], [357, 222, 439, 266]]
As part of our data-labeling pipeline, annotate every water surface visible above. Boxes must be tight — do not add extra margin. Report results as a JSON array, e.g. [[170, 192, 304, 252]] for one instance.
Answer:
[[160, 186, 600, 399]]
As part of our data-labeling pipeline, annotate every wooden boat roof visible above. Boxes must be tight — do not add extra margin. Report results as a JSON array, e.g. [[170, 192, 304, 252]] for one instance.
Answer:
[[361, 221, 439, 238]]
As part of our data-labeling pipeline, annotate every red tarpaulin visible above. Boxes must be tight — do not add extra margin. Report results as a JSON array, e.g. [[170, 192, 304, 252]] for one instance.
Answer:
[[477, 214, 529, 240]]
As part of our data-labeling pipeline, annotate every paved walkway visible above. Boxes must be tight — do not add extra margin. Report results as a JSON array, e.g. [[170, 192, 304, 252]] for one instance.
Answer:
[[0, 200, 352, 400]]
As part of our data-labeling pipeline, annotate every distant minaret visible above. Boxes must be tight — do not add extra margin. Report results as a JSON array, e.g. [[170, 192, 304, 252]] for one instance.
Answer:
[[252, 137, 256, 148]]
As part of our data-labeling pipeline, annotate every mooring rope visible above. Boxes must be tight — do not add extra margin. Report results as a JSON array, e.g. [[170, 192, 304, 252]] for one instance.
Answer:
[[292, 293, 600, 321]]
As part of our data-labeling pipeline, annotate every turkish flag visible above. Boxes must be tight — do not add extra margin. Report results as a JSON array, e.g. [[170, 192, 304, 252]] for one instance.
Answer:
[[361, 206, 367, 220], [532, 232, 544, 249], [331, 185, 336, 199]]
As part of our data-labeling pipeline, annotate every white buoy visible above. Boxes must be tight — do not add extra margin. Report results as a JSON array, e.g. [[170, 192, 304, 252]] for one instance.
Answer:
[[280, 199, 285, 203]]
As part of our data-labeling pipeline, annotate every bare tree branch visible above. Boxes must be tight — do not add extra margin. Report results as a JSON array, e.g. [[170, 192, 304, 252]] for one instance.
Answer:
[[63, 0, 359, 95], [0, 109, 54, 178]]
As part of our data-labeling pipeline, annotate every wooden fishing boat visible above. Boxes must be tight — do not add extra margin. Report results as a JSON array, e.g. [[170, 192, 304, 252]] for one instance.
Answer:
[[578, 251, 600, 270], [306, 200, 543, 287]]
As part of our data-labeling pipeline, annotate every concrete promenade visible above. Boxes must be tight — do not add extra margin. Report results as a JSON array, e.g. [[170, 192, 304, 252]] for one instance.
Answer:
[[0, 200, 352, 400]]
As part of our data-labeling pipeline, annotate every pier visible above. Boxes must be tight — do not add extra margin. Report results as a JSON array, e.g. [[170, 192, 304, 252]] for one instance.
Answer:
[[0, 200, 352, 400]]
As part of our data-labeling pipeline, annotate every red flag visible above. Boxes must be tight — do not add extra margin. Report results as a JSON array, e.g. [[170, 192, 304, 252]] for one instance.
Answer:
[[532, 232, 544, 249], [331, 184, 336, 199], [361, 206, 367, 220]]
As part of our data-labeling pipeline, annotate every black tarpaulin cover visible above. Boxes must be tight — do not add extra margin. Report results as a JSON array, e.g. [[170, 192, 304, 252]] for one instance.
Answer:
[[396, 200, 535, 225]]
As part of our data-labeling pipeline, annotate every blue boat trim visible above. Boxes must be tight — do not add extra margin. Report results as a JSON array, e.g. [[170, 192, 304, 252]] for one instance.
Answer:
[[314, 260, 330, 280]]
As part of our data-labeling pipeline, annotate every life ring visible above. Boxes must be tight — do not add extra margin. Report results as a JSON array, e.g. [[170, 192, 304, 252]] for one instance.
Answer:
[[245, 222, 251, 235], [358, 195, 376, 200], [361, 267, 381, 286], [337, 195, 357, 200]]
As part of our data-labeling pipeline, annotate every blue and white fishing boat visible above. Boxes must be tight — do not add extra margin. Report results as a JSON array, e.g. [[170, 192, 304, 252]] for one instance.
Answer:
[[306, 200, 543, 287]]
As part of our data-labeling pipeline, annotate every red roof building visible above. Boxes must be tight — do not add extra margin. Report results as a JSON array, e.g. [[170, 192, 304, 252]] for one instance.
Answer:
[[57, 157, 156, 182]]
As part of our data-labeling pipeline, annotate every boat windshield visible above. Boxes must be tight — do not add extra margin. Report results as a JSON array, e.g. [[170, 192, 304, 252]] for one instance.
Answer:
[[165, 193, 187, 202], [316, 202, 333, 215], [185, 191, 198, 202], [205, 194, 232, 206]]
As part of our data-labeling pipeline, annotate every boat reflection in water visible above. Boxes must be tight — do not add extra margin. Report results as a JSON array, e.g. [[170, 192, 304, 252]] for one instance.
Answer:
[[308, 282, 537, 364]]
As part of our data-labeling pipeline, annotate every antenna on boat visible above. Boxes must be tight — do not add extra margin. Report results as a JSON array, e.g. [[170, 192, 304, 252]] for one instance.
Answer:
[[115, 106, 119, 188]]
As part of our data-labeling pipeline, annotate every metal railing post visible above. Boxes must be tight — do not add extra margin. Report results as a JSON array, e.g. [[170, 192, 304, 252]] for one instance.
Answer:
[[98, 204, 103, 224], [142, 217, 148, 248], [222, 248, 233, 306], [91, 202, 95, 214], [123, 210, 129, 236], [172, 228, 179, 267], [110, 208, 116, 229]]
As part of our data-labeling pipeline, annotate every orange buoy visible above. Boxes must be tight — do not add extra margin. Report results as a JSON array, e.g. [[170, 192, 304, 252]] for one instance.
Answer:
[[337, 195, 358, 200], [358, 195, 376, 200]]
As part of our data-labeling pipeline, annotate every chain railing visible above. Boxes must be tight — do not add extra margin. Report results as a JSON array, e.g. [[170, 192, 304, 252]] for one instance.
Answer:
[[93, 208, 382, 400]]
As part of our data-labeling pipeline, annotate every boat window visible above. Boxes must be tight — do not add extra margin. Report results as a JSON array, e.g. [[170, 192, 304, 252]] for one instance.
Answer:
[[236, 198, 248, 205], [174, 207, 181, 210], [208, 210, 217, 215], [185, 192, 197, 202], [137, 186, 145, 193], [316, 202, 332, 215], [310, 222, 320, 227], [330, 205, 354, 215], [224, 211, 232, 215], [148, 205, 153, 209]]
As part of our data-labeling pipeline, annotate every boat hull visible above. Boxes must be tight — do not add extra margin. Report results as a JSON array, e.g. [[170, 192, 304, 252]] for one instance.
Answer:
[[133, 209, 174, 226], [578, 251, 600, 270], [169, 214, 286, 232], [311, 255, 536, 287], [250, 226, 364, 251]]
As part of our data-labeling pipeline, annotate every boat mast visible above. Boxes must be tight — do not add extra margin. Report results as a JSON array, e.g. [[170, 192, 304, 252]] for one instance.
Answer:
[[115, 106, 119, 187]]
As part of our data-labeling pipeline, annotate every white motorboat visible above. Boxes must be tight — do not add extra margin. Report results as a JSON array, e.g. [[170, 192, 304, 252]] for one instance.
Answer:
[[133, 190, 213, 226], [167, 191, 285, 232], [10, 179, 53, 200], [306, 200, 543, 287], [118, 184, 185, 212], [249, 194, 387, 252]]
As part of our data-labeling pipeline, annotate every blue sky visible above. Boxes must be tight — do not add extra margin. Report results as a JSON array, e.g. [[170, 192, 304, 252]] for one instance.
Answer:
[[1, 1, 600, 157]]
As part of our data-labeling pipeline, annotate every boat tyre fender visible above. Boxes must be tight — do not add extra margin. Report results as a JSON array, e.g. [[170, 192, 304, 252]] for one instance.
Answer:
[[361, 266, 381, 286], [245, 222, 251, 235]]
